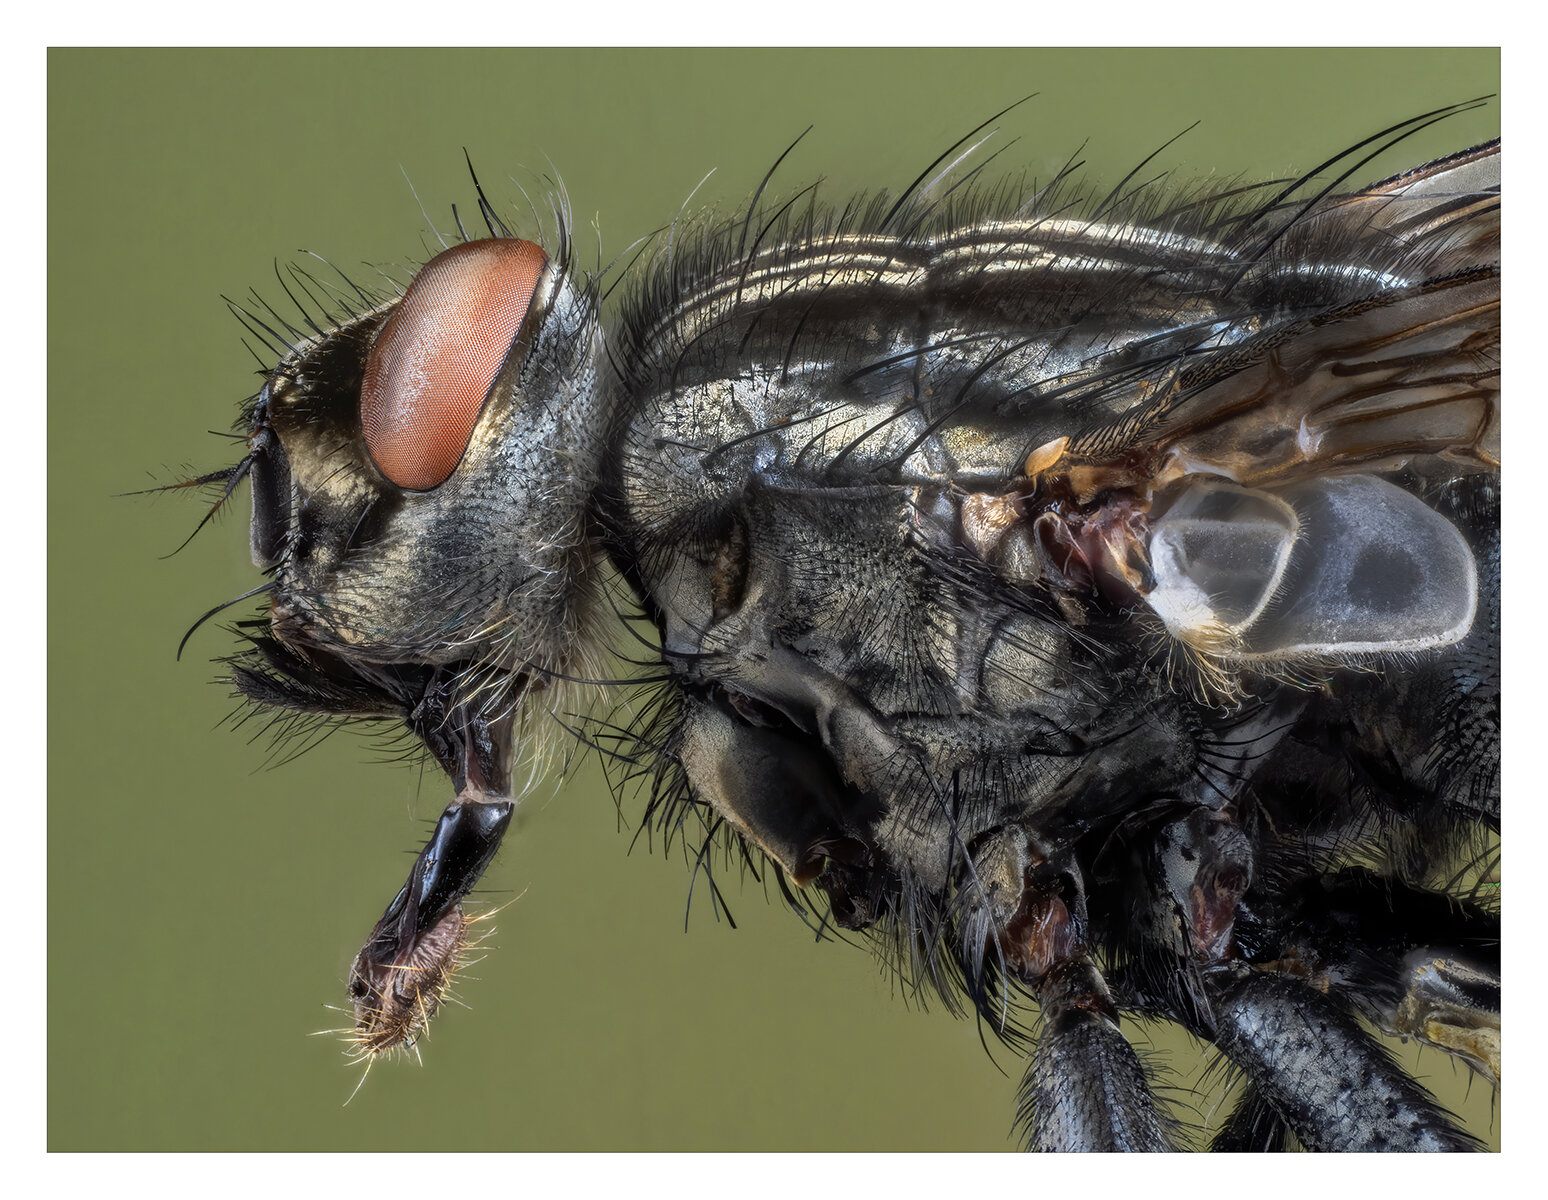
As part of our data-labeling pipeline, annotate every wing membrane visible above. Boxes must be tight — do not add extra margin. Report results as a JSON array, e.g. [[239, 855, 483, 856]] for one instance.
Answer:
[[1040, 142, 1500, 496]]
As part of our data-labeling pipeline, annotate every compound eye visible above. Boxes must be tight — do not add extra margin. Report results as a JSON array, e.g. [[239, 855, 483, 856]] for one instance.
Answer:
[[360, 238, 548, 490]]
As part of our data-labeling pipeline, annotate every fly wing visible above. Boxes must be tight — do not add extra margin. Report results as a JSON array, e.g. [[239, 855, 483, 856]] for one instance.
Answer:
[[1041, 141, 1500, 495]]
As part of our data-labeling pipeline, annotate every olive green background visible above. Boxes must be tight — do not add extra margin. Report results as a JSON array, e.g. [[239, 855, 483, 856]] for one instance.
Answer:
[[49, 48, 1500, 1151]]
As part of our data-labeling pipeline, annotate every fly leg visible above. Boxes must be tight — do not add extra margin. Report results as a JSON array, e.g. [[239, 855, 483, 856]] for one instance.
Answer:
[[1019, 959, 1174, 1152], [1118, 804, 1290, 1151], [1117, 804, 1254, 1032], [972, 826, 1174, 1151], [1242, 868, 1500, 1085], [1211, 1083, 1291, 1152], [1116, 809, 1490, 1150], [1390, 952, 1500, 1086], [1203, 968, 1481, 1152]]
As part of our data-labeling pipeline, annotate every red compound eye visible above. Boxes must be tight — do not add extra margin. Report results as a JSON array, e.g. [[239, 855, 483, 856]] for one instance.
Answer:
[[360, 238, 548, 490]]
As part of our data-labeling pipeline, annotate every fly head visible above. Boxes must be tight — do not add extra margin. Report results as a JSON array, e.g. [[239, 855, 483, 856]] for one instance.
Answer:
[[236, 237, 611, 799]]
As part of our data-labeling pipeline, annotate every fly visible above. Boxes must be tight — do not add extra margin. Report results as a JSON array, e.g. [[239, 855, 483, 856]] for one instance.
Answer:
[[176, 100, 1499, 1150]]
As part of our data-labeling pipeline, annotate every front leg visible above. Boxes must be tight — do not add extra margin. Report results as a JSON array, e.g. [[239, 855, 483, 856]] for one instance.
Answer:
[[972, 826, 1174, 1151], [1018, 958, 1174, 1152]]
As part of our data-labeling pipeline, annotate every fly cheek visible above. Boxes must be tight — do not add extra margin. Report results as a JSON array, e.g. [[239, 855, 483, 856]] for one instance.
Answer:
[[360, 238, 549, 492]]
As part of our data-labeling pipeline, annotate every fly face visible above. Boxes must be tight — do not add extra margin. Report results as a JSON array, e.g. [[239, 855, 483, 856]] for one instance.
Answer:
[[182, 108, 1499, 1150], [248, 237, 605, 690]]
